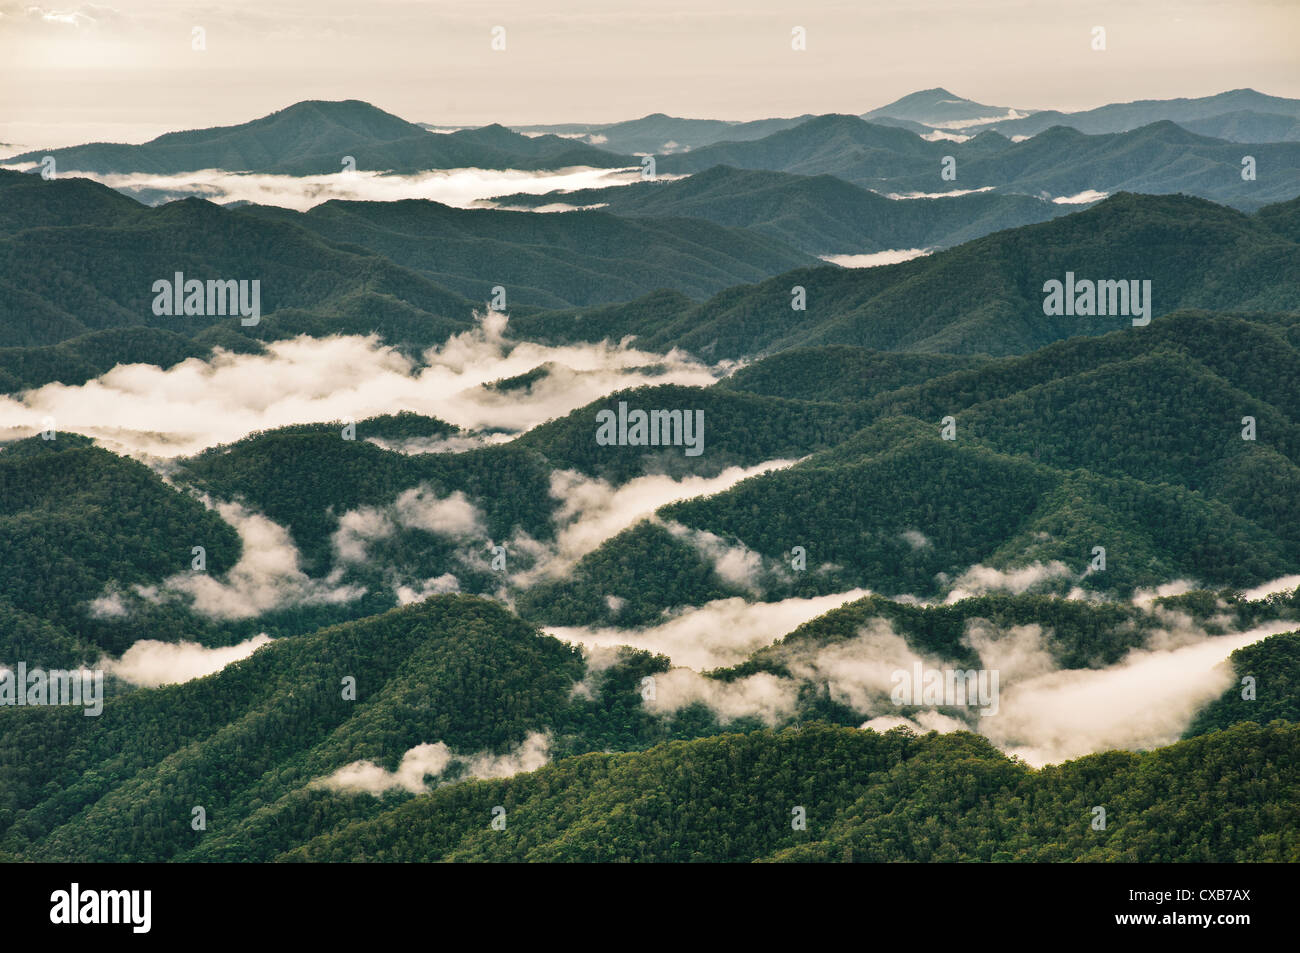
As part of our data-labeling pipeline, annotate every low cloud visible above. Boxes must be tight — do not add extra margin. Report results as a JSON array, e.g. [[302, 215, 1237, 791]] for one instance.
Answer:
[[880, 186, 996, 200], [487, 201, 610, 213], [785, 618, 932, 712], [0, 166, 647, 212], [332, 486, 483, 559], [861, 710, 968, 734], [135, 500, 364, 619], [101, 634, 273, 687], [319, 742, 455, 795], [365, 433, 513, 455], [664, 523, 768, 595], [546, 589, 871, 671], [1052, 190, 1108, 204], [943, 561, 1075, 602], [820, 248, 931, 268], [317, 731, 551, 795], [508, 462, 796, 588], [920, 130, 971, 143], [643, 668, 797, 725], [632, 597, 1295, 768], [981, 622, 1294, 766], [395, 574, 461, 605], [0, 312, 722, 457], [1241, 574, 1300, 601], [900, 529, 931, 550]]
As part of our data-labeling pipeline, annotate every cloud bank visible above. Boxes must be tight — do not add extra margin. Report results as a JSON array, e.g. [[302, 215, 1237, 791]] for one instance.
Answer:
[[102, 634, 273, 687], [0, 312, 722, 457], [0, 165, 646, 212], [318, 731, 552, 795]]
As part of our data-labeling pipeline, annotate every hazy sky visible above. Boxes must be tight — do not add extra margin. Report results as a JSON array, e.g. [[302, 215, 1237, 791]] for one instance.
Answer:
[[2, 0, 1298, 148]]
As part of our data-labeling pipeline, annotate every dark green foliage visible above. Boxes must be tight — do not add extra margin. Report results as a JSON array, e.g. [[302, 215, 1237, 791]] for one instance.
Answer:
[[238, 198, 816, 308], [0, 437, 240, 632], [0, 171, 475, 350], [718, 345, 990, 403], [515, 382, 870, 482], [1186, 632, 1300, 737], [0, 326, 216, 392], [0, 597, 586, 861], [515, 520, 747, 626], [276, 721, 1300, 862], [623, 193, 1300, 359]]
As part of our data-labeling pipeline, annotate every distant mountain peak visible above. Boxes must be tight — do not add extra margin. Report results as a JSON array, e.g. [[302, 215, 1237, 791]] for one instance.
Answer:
[[863, 89, 1026, 126]]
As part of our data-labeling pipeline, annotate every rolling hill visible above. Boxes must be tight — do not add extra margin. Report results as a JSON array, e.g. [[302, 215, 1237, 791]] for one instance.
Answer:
[[490, 164, 1080, 255], [604, 191, 1300, 359], [0, 168, 815, 352], [235, 195, 818, 307]]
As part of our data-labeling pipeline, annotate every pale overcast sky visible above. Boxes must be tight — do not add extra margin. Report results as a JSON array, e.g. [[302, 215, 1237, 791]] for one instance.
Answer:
[[1, 0, 1297, 147]]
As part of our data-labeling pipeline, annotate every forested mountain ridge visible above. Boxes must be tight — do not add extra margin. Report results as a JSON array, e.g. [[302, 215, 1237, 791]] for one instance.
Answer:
[[513, 308, 1300, 614], [4, 89, 1300, 868], [488, 164, 1080, 255], [235, 196, 817, 307], [610, 192, 1300, 359], [7, 100, 634, 175], [0, 169, 476, 350], [3, 589, 1298, 862], [244, 722, 1300, 862], [0, 168, 816, 354], [656, 112, 1300, 208]]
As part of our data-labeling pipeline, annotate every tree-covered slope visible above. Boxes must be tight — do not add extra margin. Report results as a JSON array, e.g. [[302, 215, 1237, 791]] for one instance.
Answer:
[[0, 170, 475, 349], [623, 192, 1300, 359], [520, 310, 1300, 603], [0, 436, 241, 633], [236, 197, 817, 308], [278, 721, 1300, 862]]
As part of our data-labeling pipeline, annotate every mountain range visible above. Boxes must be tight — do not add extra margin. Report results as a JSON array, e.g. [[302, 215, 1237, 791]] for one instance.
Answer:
[[8, 100, 632, 176], [2, 91, 1300, 866]]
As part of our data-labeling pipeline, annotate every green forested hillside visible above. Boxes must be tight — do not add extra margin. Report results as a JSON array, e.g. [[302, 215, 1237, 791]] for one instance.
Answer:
[[3, 589, 1296, 863], [178, 421, 549, 563], [4, 116, 1300, 868], [623, 192, 1300, 359], [0, 169, 815, 352], [0, 436, 241, 633], [277, 721, 1300, 862], [717, 346, 990, 402], [6, 175, 1300, 366], [237, 197, 817, 307], [0, 170, 475, 349], [1186, 632, 1300, 737], [515, 310, 1300, 602], [514, 382, 870, 481]]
